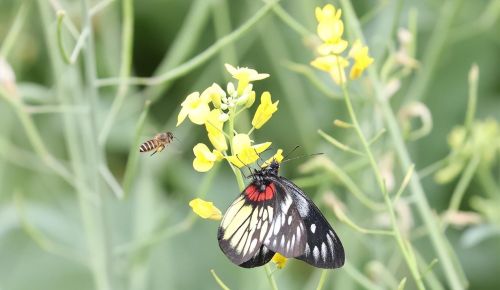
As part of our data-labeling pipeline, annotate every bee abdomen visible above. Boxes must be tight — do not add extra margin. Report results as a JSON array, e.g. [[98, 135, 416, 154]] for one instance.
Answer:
[[139, 140, 157, 152]]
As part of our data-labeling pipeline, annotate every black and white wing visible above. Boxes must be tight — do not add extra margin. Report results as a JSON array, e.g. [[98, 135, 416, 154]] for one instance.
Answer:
[[276, 177, 345, 269], [262, 182, 307, 258], [239, 245, 275, 268], [217, 192, 275, 266]]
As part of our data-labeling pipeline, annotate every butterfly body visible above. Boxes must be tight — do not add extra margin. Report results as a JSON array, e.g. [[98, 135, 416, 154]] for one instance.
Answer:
[[218, 160, 345, 269]]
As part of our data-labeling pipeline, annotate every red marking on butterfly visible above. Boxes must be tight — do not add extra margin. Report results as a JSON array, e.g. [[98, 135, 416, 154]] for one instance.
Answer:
[[245, 183, 276, 201]]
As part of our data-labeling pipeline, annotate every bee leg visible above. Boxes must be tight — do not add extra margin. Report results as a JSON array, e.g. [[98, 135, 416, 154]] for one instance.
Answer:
[[150, 145, 164, 156]]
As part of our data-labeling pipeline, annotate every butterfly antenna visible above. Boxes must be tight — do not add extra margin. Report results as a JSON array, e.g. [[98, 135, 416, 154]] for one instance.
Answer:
[[234, 153, 253, 178], [282, 145, 300, 161], [281, 152, 324, 164]]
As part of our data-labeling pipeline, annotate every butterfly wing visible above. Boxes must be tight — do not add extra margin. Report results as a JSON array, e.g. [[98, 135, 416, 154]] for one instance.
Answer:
[[275, 177, 345, 269], [217, 184, 276, 265], [239, 245, 275, 268], [262, 181, 307, 258]]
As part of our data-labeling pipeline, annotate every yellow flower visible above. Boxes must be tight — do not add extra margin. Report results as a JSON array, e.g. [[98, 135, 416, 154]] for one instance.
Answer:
[[348, 40, 374, 79], [311, 55, 349, 85], [205, 109, 228, 151], [315, 4, 348, 55], [226, 134, 271, 168], [245, 91, 256, 108], [225, 63, 269, 95], [271, 253, 287, 269], [193, 143, 222, 172], [251, 92, 279, 129], [189, 198, 222, 220], [262, 149, 284, 168], [177, 92, 211, 126], [201, 83, 226, 109]]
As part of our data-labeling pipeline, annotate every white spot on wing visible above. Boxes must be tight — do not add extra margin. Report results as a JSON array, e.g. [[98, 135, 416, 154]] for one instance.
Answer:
[[305, 243, 310, 255], [321, 243, 327, 262], [273, 218, 281, 235], [288, 215, 292, 225], [310, 224, 316, 234], [280, 235, 285, 248], [313, 246, 320, 262]]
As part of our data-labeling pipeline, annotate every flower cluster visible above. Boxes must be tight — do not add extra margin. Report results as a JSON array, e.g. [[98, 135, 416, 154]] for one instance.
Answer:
[[310, 4, 374, 84], [177, 64, 279, 173]]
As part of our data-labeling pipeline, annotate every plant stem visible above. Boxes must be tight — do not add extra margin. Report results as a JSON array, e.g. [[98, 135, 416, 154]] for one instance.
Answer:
[[340, 0, 467, 288], [0, 3, 29, 58], [265, 264, 279, 290], [96, 0, 280, 89], [211, 269, 231, 290], [404, 0, 464, 102], [340, 84, 425, 290], [98, 0, 135, 144], [315, 269, 328, 290], [448, 154, 480, 213]]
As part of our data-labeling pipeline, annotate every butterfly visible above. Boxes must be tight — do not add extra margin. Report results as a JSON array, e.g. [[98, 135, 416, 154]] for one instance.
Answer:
[[217, 159, 345, 268]]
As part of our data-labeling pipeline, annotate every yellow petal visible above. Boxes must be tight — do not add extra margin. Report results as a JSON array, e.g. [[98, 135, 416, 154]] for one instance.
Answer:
[[317, 19, 344, 43], [205, 109, 225, 133], [208, 131, 228, 151], [188, 102, 210, 125], [201, 83, 225, 108], [271, 253, 287, 269], [189, 198, 222, 220], [193, 157, 214, 172], [176, 106, 189, 126], [251, 92, 279, 129], [262, 149, 284, 168], [245, 91, 256, 108], [193, 143, 216, 172], [226, 142, 271, 168], [232, 133, 252, 154]]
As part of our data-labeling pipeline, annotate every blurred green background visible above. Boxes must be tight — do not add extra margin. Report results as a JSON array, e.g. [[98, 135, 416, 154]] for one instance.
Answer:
[[1, 0, 499, 289]]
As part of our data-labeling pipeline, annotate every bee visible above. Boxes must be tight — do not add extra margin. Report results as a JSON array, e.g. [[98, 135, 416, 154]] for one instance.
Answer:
[[139, 132, 174, 156]]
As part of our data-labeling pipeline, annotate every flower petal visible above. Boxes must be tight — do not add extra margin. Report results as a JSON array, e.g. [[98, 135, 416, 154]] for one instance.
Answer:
[[232, 134, 252, 154], [189, 198, 222, 220], [252, 92, 279, 129]]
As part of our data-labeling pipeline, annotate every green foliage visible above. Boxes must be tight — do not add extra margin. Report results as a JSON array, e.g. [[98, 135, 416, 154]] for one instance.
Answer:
[[1, 0, 500, 290]]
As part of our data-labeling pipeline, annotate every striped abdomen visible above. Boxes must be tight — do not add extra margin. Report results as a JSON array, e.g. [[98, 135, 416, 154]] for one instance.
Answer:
[[139, 139, 159, 152]]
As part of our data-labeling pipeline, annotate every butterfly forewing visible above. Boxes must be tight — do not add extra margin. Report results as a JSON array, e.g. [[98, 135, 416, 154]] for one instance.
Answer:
[[218, 186, 275, 265], [263, 182, 307, 258], [277, 177, 345, 268]]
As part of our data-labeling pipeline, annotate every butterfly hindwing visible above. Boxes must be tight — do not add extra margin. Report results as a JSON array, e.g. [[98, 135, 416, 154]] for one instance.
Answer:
[[263, 182, 307, 258], [218, 184, 275, 265], [276, 177, 345, 269], [239, 245, 275, 268]]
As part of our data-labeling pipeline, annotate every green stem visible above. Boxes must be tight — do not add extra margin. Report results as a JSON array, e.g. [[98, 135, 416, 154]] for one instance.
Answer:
[[123, 101, 151, 196], [211, 269, 231, 290], [465, 64, 479, 133], [265, 264, 279, 290], [343, 261, 385, 290], [96, 0, 280, 89], [315, 270, 328, 290], [405, 0, 464, 102], [341, 84, 424, 290], [212, 0, 238, 67], [448, 154, 480, 213], [340, 1, 467, 288], [0, 3, 29, 58], [228, 107, 245, 190], [98, 0, 135, 144]]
